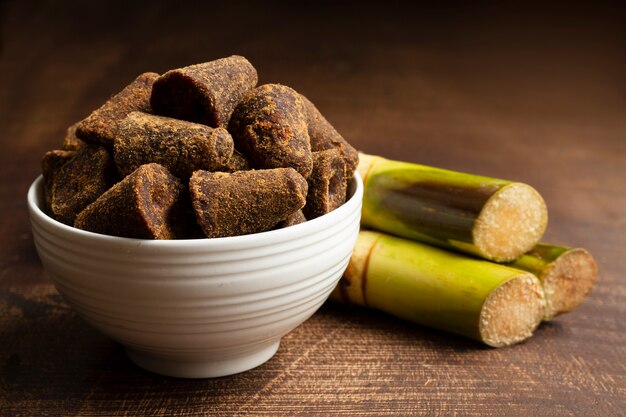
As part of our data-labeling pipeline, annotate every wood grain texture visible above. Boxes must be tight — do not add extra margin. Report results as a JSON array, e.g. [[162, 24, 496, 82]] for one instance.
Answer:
[[1, 1, 624, 416]]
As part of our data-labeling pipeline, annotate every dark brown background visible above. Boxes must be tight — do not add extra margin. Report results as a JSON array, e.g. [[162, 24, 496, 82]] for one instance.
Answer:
[[1, 1, 624, 416]]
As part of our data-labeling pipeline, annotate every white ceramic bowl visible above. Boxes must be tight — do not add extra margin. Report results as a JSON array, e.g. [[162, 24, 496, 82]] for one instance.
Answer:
[[27, 174, 362, 378]]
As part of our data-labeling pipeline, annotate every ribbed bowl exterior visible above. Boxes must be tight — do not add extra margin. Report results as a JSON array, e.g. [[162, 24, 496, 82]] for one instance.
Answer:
[[28, 174, 362, 377]]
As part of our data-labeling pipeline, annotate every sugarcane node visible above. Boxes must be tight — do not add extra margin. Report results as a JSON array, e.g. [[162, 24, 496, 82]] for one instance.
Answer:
[[472, 183, 548, 262], [335, 230, 382, 306], [540, 248, 597, 319], [356, 152, 378, 184], [335, 230, 549, 347], [479, 273, 546, 347]]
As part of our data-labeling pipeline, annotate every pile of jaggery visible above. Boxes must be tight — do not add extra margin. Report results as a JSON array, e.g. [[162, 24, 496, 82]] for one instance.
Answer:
[[41, 56, 358, 239]]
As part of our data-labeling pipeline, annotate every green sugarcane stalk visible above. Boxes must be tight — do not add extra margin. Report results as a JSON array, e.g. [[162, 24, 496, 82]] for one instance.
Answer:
[[332, 230, 546, 347], [359, 153, 548, 262], [507, 243, 597, 320]]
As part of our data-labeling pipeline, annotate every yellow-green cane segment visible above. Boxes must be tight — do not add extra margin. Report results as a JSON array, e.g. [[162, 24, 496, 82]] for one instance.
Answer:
[[332, 230, 546, 347], [507, 243, 597, 320], [358, 153, 548, 262]]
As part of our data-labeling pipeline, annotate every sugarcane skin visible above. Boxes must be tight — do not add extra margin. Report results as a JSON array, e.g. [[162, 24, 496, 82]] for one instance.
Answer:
[[342, 230, 539, 343], [507, 243, 570, 276], [360, 155, 511, 255]]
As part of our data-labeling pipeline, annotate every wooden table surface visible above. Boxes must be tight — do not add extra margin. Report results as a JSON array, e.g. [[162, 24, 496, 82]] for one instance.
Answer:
[[1, 1, 624, 416]]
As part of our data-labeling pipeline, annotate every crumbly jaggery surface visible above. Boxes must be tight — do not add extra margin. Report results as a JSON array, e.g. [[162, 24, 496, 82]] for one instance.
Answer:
[[189, 168, 308, 238], [113, 112, 234, 178], [150, 55, 257, 128], [276, 209, 307, 229], [74, 163, 188, 239], [228, 84, 313, 178], [42, 150, 76, 214], [76, 72, 159, 148], [222, 150, 251, 172], [43, 56, 358, 238], [50, 145, 115, 225], [62, 123, 86, 151], [300, 94, 358, 179], [303, 149, 348, 219]]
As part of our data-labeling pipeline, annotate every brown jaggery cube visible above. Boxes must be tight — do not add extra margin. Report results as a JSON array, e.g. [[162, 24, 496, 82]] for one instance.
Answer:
[[62, 123, 86, 151], [275, 210, 307, 229], [300, 94, 358, 180], [150, 55, 258, 128], [74, 163, 189, 239], [113, 112, 234, 178], [42, 150, 76, 214], [172, 188, 206, 239], [190, 168, 308, 238], [76, 72, 159, 148], [228, 84, 313, 178], [50, 145, 115, 225], [303, 149, 348, 219]]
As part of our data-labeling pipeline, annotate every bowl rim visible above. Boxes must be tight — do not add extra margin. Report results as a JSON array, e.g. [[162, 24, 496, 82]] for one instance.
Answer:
[[28, 172, 363, 248]]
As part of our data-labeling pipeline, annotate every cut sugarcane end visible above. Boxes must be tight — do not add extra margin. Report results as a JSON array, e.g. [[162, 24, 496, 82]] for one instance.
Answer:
[[473, 183, 548, 262], [479, 274, 546, 347], [542, 248, 597, 320]]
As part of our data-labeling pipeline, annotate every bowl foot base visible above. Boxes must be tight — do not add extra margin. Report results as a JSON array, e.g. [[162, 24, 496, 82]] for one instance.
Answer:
[[126, 341, 280, 378]]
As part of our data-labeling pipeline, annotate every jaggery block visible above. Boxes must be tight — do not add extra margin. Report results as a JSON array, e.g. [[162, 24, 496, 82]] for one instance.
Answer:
[[303, 149, 348, 219], [42, 150, 76, 215], [74, 163, 190, 239], [300, 94, 358, 179], [150, 55, 258, 128], [228, 84, 313, 178], [50, 145, 115, 225], [62, 123, 86, 151], [190, 168, 308, 238], [173, 189, 207, 239], [221, 150, 251, 172], [275, 210, 307, 229], [76, 72, 159, 148], [113, 112, 234, 178]]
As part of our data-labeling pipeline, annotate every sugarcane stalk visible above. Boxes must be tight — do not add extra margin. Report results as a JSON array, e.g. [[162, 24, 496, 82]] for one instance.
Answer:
[[507, 243, 597, 320], [332, 230, 546, 347], [358, 153, 548, 262]]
